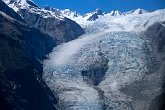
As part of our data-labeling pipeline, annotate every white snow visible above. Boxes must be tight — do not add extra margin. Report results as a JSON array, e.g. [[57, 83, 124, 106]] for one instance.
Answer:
[[109, 10, 124, 16]]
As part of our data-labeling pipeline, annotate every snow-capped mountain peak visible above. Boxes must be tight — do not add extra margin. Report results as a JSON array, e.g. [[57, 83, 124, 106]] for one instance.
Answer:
[[109, 10, 124, 16], [62, 9, 73, 15], [43, 5, 62, 15], [81, 8, 103, 21], [3, 0, 39, 10], [61, 9, 80, 17], [2, 0, 64, 19], [125, 8, 148, 15], [94, 8, 103, 15], [4, 0, 29, 5], [133, 8, 148, 14]]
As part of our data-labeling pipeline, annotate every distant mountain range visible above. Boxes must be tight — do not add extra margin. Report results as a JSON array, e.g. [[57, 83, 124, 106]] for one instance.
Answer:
[[59, 8, 149, 21], [42, 6, 149, 21], [3, 0, 149, 22]]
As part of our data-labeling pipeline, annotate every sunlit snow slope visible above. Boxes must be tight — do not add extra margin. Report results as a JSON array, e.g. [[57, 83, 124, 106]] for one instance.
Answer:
[[43, 9, 165, 110]]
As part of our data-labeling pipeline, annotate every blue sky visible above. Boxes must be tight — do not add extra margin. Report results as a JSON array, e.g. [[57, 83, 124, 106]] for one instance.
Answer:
[[33, 0, 165, 14]]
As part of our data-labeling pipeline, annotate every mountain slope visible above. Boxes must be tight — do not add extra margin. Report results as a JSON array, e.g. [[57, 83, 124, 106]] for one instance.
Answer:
[[2, 0, 85, 43], [0, 1, 59, 110]]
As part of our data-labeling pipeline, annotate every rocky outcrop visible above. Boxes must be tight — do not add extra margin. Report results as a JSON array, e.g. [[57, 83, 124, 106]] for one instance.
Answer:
[[145, 22, 165, 110], [145, 22, 165, 53]]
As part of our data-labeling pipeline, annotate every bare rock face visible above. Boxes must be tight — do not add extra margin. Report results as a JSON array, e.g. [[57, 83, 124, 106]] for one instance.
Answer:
[[18, 9, 85, 43]]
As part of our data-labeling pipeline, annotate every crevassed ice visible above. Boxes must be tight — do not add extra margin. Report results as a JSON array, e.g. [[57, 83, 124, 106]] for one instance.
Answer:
[[43, 32, 147, 110], [43, 9, 165, 110]]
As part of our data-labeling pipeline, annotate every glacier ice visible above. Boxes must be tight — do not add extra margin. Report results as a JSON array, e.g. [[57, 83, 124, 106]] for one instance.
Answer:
[[43, 9, 165, 110]]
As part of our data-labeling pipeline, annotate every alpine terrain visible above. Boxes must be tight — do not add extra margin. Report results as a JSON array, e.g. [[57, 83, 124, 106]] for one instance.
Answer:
[[0, 0, 165, 110]]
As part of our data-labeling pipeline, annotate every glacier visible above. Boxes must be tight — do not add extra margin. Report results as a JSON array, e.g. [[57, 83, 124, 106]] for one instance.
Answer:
[[43, 9, 165, 110]]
